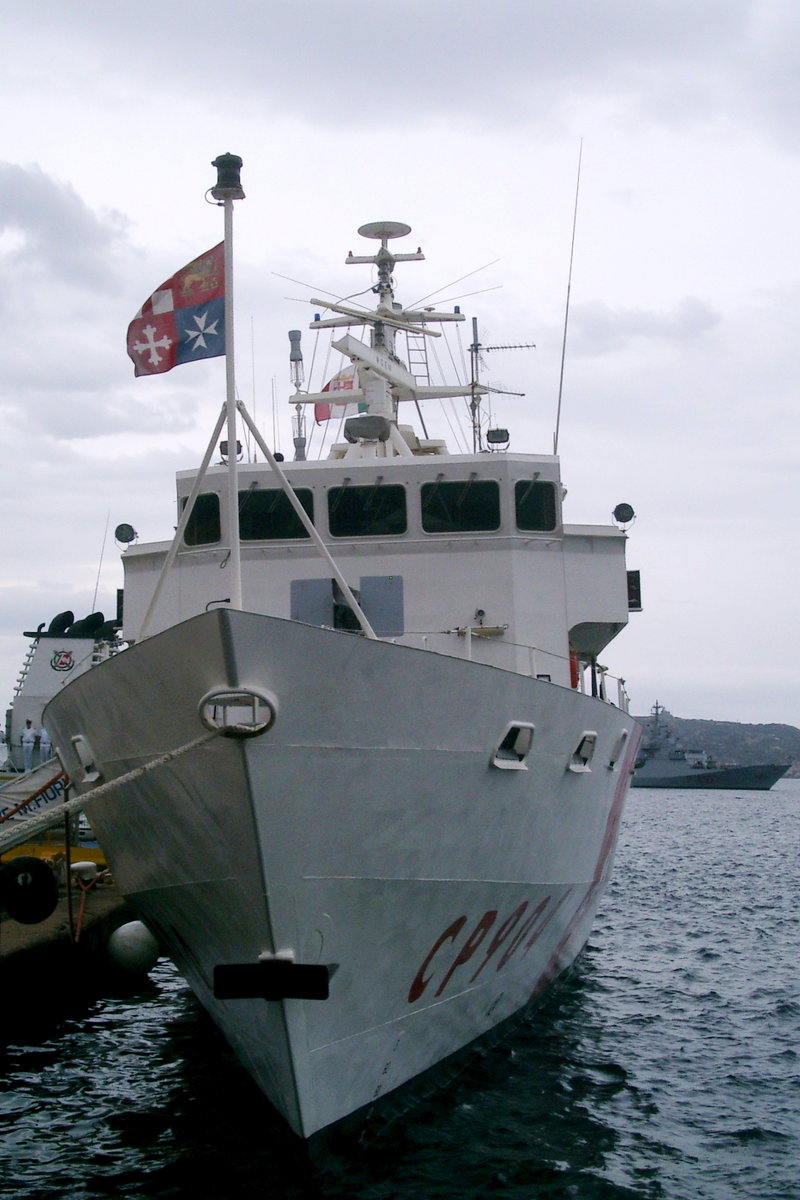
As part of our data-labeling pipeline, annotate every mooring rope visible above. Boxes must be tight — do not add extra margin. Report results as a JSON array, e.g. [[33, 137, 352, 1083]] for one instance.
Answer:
[[0, 728, 223, 856]]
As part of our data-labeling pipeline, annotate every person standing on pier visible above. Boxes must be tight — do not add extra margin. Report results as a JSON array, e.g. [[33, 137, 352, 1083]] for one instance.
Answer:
[[39, 726, 51, 764], [21, 719, 38, 772]]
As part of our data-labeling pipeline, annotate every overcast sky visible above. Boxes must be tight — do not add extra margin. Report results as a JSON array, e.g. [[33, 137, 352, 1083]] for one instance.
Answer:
[[1, 0, 798, 729]]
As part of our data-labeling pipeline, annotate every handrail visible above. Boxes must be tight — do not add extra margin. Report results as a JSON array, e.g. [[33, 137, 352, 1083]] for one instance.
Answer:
[[386, 627, 631, 710]]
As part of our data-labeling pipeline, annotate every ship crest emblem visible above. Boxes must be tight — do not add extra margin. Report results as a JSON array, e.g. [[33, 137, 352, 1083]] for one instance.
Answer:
[[51, 650, 75, 672]]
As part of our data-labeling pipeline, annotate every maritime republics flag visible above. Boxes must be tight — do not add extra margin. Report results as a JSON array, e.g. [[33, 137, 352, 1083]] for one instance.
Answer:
[[126, 243, 225, 376]]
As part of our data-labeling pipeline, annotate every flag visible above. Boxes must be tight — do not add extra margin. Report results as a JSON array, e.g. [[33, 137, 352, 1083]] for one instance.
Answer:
[[126, 243, 225, 376], [315, 366, 362, 424]]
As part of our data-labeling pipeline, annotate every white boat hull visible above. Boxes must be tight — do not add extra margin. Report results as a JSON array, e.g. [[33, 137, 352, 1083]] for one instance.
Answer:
[[45, 609, 640, 1138]]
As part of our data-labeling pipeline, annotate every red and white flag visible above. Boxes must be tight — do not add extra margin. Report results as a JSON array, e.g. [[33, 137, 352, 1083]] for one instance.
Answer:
[[126, 243, 225, 376], [315, 366, 360, 423]]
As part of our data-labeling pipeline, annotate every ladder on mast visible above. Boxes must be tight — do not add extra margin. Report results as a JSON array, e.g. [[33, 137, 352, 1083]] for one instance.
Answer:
[[404, 327, 431, 388]]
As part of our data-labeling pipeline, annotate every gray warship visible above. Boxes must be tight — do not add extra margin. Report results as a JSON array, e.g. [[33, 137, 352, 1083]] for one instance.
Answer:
[[632, 703, 788, 790]]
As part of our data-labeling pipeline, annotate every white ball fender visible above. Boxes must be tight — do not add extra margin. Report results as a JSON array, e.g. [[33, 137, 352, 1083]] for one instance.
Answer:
[[107, 920, 160, 974]]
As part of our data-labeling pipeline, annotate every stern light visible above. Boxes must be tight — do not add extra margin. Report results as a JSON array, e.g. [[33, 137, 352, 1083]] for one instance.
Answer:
[[210, 153, 245, 201]]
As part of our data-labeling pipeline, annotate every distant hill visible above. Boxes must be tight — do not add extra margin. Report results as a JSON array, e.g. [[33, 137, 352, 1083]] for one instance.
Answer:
[[633, 710, 800, 777]]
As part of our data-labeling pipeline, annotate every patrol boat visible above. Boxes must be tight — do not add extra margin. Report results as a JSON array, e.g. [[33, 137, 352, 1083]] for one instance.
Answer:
[[44, 157, 643, 1139]]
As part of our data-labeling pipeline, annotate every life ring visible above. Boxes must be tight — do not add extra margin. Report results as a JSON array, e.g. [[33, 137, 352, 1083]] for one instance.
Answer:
[[0, 856, 59, 924]]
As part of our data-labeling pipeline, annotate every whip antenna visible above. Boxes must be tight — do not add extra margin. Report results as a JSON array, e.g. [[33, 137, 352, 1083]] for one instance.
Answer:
[[553, 140, 583, 455], [91, 511, 111, 611]]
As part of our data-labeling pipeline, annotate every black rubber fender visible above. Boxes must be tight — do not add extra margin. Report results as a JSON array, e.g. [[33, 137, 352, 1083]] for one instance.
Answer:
[[0, 856, 59, 924], [66, 612, 105, 637], [47, 610, 74, 635]]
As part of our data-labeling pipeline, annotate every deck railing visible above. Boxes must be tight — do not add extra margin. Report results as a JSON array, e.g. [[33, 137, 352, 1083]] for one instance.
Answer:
[[387, 627, 632, 713]]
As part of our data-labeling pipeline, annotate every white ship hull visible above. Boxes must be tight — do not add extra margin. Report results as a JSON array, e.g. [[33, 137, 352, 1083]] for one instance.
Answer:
[[46, 608, 640, 1138]]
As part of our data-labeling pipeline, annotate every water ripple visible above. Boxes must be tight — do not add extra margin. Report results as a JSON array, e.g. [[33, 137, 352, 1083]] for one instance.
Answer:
[[1, 782, 799, 1198]]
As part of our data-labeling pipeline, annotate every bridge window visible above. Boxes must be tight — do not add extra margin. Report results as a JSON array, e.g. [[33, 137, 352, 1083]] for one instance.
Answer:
[[328, 484, 407, 538], [515, 480, 557, 531], [421, 478, 500, 533], [182, 493, 221, 545], [239, 487, 313, 540]]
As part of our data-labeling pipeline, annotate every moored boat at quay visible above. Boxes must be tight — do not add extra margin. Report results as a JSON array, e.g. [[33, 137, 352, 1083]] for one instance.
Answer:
[[1, 608, 122, 866], [3, 606, 121, 778], [43, 156, 643, 1139]]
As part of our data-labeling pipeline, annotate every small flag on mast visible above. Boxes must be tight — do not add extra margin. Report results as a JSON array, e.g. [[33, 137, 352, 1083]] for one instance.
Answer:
[[315, 366, 364, 424], [126, 243, 225, 376]]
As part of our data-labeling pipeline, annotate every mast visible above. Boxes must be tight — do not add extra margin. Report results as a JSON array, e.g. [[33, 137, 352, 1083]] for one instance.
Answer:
[[469, 317, 481, 453], [210, 153, 245, 609], [341, 221, 422, 422], [293, 222, 484, 452], [138, 164, 378, 644]]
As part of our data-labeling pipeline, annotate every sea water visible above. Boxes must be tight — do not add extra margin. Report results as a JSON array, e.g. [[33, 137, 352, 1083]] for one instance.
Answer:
[[1, 780, 798, 1199]]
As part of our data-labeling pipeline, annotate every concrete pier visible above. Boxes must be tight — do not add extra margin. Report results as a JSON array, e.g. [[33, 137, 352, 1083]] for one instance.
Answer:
[[0, 882, 136, 1009]]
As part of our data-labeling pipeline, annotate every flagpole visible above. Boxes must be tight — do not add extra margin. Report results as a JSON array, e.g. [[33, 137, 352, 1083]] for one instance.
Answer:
[[211, 154, 245, 611]]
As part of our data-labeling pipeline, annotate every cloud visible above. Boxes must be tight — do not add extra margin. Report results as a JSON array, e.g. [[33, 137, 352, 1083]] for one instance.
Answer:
[[0, 162, 219, 441], [571, 296, 721, 353], [0, 162, 135, 429], [0, 161, 127, 286], [3, 0, 789, 141]]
